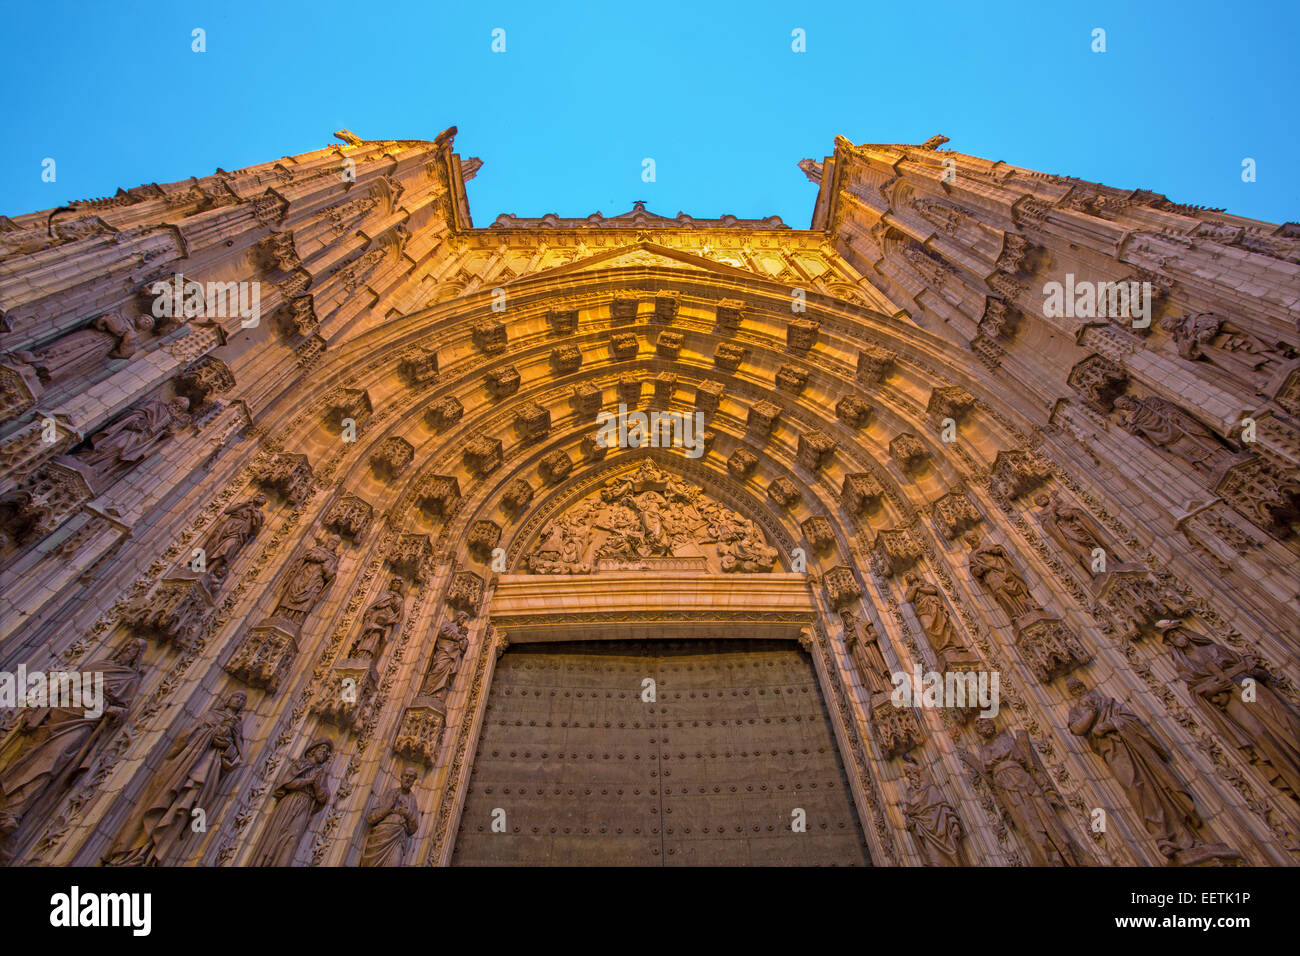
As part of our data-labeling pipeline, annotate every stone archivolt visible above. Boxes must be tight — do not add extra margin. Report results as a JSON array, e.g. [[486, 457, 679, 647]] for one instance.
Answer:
[[0, 128, 1295, 869]]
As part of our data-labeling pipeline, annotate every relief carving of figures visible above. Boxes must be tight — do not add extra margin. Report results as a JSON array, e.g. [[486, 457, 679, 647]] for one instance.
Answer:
[[528, 460, 775, 573], [358, 768, 419, 867], [271, 533, 341, 629], [967, 718, 1088, 866], [966, 532, 1037, 621], [65, 396, 191, 489], [1159, 312, 1294, 390], [421, 611, 468, 699], [1113, 395, 1241, 475], [0, 639, 146, 862], [1034, 491, 1113, 573], [348, 577, 405, 662], [5, 312, 154, 390], [904, 573, 978, 667], [1065, 677, 1238, 865], [249, 739, 333, 867], [901, 757, 966, 866], [103, 690, 246, 866], [197, 494, 268, 587], [1159, 620, 1300, 803]]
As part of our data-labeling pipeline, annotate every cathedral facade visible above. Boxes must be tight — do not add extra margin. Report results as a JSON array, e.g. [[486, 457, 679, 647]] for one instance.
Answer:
[[0, 128, 1297, 866]]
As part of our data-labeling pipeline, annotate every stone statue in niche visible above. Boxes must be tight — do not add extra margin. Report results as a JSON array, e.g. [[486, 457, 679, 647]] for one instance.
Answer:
[[901, 757, 966, 866], [103, 690, 246, 867], [904, 572, 979, 667], [196, 494, 268, 587], [66, 396, 192, 489], [1158, 312, 1293, 389], [271, 533, 341, 629], [965, 718, 1087, 867], [249, 739, 333, 867], [358, 768, 419, 867], [5, 312, 155, 389], [348, 577, 405, 662], [1065, 677, 1239, 865], [528, 460, 776, 573], [1158, 620, 1300, 804], [421, 611, 469, 699], [1113, 395, 1242, 475], [966, 532, 1037, 621], [0, 639, 146, 862], [1033, 492, 1113, 573]]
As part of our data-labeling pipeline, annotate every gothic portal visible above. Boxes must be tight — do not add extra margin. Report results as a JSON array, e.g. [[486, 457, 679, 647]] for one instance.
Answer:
[[0, 129, 1298, 867]]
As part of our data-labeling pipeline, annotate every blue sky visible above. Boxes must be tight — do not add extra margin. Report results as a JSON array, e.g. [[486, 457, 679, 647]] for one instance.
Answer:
[[2, 0, 1296, 226]]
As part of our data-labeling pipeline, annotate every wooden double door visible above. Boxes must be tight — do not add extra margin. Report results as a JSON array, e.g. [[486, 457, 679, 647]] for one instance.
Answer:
[[451, 638, 870, 866]]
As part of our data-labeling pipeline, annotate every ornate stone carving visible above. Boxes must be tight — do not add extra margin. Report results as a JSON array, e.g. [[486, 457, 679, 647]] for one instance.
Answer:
[[370, 437, 414, 481], [988, 450, 1053, 501], [398, 347, 439, 386], [485, 366, 521, 399], [102, 691, 246, 867], [348, 577, 405, 662], [447, 572, 484, 614], [546, 308, 578, 334], [1213, 454, 1300, 538], [616, 373, 642, 407], [464, 436, 503, 476], [931, 492, 981, 539], [123, 576, 215, 651], [425, 395, 463, 430], [714, 298, 746, 332], [513, 402, 550, 440], [835, 394, 872, 429], [423, 610, 471, 695], [256, 452, 314, 504], [610, 296, 639, 324], [269, 532, 342, 630], [655, 330, 683, 358], [174, 356, 235, 409], [551, 345, 582, 373], [525, 459, 777, 574], [2, 312, 154, 404], [776, 364, 808, 395], [842, 610, 890, 696], [501, 478, 534, 515], [1013, 616, 1090, 682], [796, 430, 836, 471], [856, 346, 895, 384], [472, 318, 507, 354], [926, 386, 974, 423], [653, 371, 676, 404], [386, 533, 433, 581], [417, 475, 460, 519], [610, 333, 639, 361], [539, 450, 573, 484], [787, 318, 819, 351], [1067, 354, 1128, 411], [714, 342, 746, 371], [393, 704, 446, 767], [572, 382, 602, 417], [823, 566, 861, 609], [747, 400, 782, 438], [467, 520, 501, 559], [1114, 395, 1243, 476], [802, 515, 835, 554], [767, 476, 800, 508], [324, 388, 371, 429], [727, 448, 757, 478], [873, 527, 921, 576], [889, 433, 928, 473], [1066, 678, 1239, 865], [694, 380, 724, 415], [841, 472, 883, 516]]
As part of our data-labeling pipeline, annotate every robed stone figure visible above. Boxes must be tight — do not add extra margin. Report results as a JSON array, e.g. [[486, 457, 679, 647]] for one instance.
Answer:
[[8, 312, 154, 388], [198, 494, 268, 586], [421, 611, 469, 699], [967, 533, 1037, 621], [967, 718, 1087, 867], [901, 758, 965, 866], [348, 577, 405, 662], [271, 534, 341, 628], [249, 739, 333, 867], [358, 768, 419, 867], [1159, 620, 1300, 803], [71, 396, 191, 487], [103, 690, 246, 867], [0, 639, 146, 861], [1065, 677, 1235, 864]]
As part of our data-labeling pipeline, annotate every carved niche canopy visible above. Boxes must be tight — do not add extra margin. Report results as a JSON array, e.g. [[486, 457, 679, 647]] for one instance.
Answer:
[[523, 459, 779, 574]]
